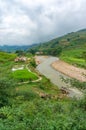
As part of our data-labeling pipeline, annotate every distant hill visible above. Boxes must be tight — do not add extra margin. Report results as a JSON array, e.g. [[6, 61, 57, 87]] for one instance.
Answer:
[[29, 28, 86, 55], [0, 44, 38, 52]]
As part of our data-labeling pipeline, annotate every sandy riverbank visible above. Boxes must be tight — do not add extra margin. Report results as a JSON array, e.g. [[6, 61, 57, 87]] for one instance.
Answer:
[[52, 60, 86, 82]]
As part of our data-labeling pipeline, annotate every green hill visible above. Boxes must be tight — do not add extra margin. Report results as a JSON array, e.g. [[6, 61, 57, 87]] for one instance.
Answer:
[[29, 29, 86, 54], [29, 29, 86, 68], [0, 49, 86, 129]]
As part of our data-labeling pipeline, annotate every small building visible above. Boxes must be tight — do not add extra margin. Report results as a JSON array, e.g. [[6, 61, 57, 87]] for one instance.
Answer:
[[35, 51, 43, 55], [14, 56, 27, 62]]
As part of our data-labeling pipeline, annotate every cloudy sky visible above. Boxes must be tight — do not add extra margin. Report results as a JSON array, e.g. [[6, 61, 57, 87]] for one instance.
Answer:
[[0, 0, 86, 45]]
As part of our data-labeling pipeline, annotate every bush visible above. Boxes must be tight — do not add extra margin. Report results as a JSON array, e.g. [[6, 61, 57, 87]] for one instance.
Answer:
[[0, 78, 16, 107], [16, 91, 38, 101], [30, 58, 37, 68]]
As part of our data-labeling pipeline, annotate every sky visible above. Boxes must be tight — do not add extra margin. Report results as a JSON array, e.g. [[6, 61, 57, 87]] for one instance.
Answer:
[[0, 0, 86, 45]]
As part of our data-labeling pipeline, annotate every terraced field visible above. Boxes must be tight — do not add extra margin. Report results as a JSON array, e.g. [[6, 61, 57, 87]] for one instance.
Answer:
[[60, 48, 86, 68], [12, 68, 38, 82]]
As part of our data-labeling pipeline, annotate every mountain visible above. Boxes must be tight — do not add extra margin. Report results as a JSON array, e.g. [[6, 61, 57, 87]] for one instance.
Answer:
[[0, 44, 38, 52], [29, 28, 86, 55]]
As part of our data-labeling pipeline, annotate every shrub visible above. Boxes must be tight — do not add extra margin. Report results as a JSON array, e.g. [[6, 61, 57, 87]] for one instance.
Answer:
[[0, 78, 16, 107]]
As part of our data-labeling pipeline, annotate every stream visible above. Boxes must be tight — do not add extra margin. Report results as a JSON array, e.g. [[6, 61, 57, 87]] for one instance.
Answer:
[[36, 56, 83, 98]]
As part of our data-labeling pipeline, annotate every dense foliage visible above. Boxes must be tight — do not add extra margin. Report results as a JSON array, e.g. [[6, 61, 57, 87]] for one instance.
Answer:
[[0, 34, 86, 130], [0, 78, 16, 107]]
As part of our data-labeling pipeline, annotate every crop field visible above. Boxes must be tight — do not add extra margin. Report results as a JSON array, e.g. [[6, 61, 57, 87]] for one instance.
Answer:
[[0, 49, 86, 129], [12, 69, 38, 82], [60, 48, 86, 68], [0, 52, 16, 63]]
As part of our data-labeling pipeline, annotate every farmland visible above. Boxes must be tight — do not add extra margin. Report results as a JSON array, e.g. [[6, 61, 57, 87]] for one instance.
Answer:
[[60, 48, 86, 68], [0, 29, 86, 129], [12, 68, 38, 82]]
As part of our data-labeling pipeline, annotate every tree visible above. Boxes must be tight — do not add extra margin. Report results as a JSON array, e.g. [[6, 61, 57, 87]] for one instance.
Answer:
[[29, 49, 36, 55], [15, 50, 25, 56], [30, 58, 37, 68], [67, 38, 70, 41]]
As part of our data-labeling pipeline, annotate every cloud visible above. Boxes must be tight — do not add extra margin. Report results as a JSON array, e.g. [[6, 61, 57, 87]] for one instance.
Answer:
[[0, 0, 86, 45]]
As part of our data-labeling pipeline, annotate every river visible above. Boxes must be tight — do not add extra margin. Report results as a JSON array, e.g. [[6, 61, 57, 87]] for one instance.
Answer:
[[36, 56, 83, 98]]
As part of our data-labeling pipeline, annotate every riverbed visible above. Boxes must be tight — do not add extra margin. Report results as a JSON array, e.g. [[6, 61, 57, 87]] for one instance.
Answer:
[[36, 56, 83, 98]]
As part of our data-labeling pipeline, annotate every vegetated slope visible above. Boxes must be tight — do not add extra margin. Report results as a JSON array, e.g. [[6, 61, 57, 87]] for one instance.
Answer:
[[29, 29, 86, 68], [0, 51, 86, 129], [29, 29, 86, 55], [0, 51, 16, 63], [60, 48, 86, 68]]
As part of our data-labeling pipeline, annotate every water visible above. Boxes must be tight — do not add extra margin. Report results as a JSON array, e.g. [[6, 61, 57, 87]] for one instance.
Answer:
[[36, 56, 83, 98]]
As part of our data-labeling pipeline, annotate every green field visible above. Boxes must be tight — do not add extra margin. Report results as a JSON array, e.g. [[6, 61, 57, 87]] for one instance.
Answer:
[[0, 28, 86, 129], [0, 50, 86, 129], [0, 52, 16, 63], [60, 48, 86, 68], [12, 69, 38, 82]]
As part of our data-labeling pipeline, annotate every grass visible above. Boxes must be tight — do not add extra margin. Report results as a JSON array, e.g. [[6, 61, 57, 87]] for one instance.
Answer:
[[0, 51, 86, 130], [12, 69, 38, 82], [0, 51, 16, 63], [15, 76, 60, 100], [60, 48, 86, 68]]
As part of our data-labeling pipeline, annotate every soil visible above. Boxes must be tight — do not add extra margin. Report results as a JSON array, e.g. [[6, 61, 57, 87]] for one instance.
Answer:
[[52, 60, 86, 82]]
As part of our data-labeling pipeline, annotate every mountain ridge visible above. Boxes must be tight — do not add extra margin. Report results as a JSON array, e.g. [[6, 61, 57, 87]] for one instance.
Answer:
[[29, 28, 86, 55]]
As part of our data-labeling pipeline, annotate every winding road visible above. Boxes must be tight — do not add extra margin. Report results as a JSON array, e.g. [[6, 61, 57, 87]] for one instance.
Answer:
[[36, 56, 83, 98]]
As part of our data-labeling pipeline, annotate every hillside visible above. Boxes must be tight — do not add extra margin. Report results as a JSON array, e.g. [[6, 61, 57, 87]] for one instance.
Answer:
[[0, 51, 86, 129], [29, 29, 86, 54], [0, 51, 16, 63], [29, 29, 86, 68], [0, 44, 37, 52], [0, 30, 86, 130]]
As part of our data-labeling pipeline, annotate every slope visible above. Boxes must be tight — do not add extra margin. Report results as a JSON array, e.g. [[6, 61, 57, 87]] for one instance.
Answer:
[[29, 29, 86, 68]]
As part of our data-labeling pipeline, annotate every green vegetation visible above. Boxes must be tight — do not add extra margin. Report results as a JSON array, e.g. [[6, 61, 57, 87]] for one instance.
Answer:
[[82, 51, 86, 61], [12, 69, 38, 82], [61, 77, 86, 90], [60, 48, 86, 68], [0, 51, 16, 63], [29, 30, 86, 55], [29, 29, 86, 68], [0, 28, 86, 129], [0, 78, 16, 107], [30, 58, 37, 68], [0, 78, 86, 130]]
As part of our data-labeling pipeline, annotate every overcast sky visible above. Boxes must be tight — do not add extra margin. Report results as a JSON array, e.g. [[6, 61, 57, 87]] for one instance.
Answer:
[[0, 0, 86, 45]]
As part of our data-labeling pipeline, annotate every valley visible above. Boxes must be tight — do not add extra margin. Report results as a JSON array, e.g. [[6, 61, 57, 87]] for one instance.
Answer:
[[0, 29, 86, 130], [0, 0, 86, 129], [36, 56, 83, 98]]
